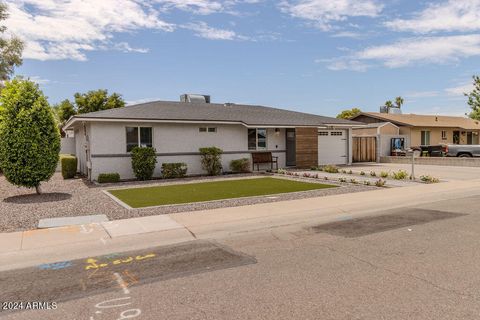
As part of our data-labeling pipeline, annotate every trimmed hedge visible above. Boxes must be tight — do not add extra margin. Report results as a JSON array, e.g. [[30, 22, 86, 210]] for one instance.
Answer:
[[161, 162, 187, 179], [230, 158, 250, 173], [131, 146, 157, 180], [60, 154, 77, 179], [98, 173, 120, 183], [199, 146, 223, 176]]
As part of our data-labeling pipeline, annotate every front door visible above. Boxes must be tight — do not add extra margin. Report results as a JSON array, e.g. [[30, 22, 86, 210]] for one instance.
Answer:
[[453, 131, 460, 144], [286, 129, 296, 166]]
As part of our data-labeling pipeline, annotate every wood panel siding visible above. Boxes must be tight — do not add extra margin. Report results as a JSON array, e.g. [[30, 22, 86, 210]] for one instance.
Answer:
[[295, 127, 318, 168], [353, 136, 376, 162]]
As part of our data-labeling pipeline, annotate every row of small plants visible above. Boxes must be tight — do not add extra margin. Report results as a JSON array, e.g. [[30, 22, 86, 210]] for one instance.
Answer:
[[310, 165, 439, 183], [95, 147, 251, 183], [276, 169, 387, 187]]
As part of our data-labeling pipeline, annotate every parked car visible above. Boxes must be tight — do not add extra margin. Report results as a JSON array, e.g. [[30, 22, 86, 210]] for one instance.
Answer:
[[445, 144, 480, 157], [412, 145, 444, 157]]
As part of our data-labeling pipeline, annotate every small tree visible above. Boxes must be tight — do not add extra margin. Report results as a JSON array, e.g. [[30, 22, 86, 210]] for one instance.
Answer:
[[0, 78, 60, 194], [336, 107, 361, 119], [384, 100, 393, 108], [465, 75, 480, 120], [131, 147, 157, 180], [199, 147, 223, 176]]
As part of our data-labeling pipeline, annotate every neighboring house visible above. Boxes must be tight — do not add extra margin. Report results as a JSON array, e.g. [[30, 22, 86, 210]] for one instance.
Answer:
[[63, 95, 362, 181], [351, 112, 480, 147]]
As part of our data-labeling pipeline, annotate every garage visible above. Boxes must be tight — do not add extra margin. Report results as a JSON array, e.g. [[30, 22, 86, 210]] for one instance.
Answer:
[[318, 130, 348, 165]]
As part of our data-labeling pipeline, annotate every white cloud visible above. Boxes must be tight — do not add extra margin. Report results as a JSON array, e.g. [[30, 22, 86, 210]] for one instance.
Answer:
[[156, 0, 224, 15], [324, 34, 480, 70], [386, 0, 480, 34], [445, 82, 473, 96], [182, 22, 247, 40], [28, 76, 50, 84], [280, 0, 383, 31], [404, 91, 440, 98], [5, 0, 173, 61]]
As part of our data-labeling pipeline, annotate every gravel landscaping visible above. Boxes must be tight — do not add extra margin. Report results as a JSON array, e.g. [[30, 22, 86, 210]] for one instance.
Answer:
[[0, 172, 376, 233]]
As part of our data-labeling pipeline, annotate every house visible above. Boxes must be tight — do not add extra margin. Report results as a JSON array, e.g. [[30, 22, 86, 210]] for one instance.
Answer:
[[63, 95, 362, 181], [351, 112, 480, 147]]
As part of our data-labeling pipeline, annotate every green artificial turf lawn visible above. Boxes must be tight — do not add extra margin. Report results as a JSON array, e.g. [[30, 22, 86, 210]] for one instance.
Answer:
[[109, 177, 337, 208]]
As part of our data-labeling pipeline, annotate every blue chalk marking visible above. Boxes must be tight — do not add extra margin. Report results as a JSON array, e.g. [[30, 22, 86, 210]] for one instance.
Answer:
[[38, 261, 73, 270]]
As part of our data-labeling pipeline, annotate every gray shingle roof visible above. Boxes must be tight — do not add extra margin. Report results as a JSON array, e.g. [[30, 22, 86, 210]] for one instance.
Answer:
[[67, 100, 362, 127]]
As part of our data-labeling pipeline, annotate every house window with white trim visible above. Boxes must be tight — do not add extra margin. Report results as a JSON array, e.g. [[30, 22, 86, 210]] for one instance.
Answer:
[[126, 127, 153, 152], [248, 128, 267, 150], [199, 127, 217, 133], [441, 130, 447, 140]]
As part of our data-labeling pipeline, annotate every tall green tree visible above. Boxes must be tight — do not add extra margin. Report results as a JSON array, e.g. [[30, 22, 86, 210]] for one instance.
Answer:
[[74, 89, 125, 114], [0, 78, 60, 194], [465, 75, 480, 120], [0, 2, 24, 82], [384, 100, 393, 108], [395, 96, 404, 108], [54, 99, 76, 123], [336, 107, 361, 119]]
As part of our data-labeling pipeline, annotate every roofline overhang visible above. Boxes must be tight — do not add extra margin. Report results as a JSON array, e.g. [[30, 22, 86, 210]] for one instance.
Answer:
[[353, 112, 413, 127], [63, 116, 351, 130]]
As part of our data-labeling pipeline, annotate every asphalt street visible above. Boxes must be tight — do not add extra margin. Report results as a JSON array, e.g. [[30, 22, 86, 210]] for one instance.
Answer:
[[2, 195, 480, 319]]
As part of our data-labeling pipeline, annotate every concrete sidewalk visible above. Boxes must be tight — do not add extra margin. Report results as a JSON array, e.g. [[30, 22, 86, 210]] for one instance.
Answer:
[[2, 179, 480, 271]]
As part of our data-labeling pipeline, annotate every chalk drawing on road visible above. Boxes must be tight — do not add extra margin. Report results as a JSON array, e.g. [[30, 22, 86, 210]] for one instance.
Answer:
[[37, 261, 73, 270], [84, 253, 156, 270]]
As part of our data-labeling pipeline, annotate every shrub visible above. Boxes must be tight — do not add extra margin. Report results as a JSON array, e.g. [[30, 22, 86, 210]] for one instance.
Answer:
[[391, 170, 408, 180], [380, 171, 389, 178], [230, 158, 250, 173], [364, 180, 371, 186], [420, 175, 440, 183], [199, 147, 223, 176], [60, 155, 77, 179], [341, 169, 347, 174], [360, 171, 365, 176], [98, 173, 120, 183], [370, 171, 376, 177], [339, 177, 347, 182], [0, 79, 60, 194], [131, 146, 157, 180], [350, 178, 358, 184], [324, 176, 329, 180], [323, 165, 339, 173], [161, 162, 187, 179], [277, 169, 287, 175], [375, 179, 386, 187], [348, 170, 353, 174]]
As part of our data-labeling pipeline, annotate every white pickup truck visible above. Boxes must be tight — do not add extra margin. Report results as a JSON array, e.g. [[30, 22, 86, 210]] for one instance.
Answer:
[[445, 144, 480, 157]]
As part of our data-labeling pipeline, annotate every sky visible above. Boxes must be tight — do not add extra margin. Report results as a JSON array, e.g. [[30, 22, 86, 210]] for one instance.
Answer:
[[5, 0, 480, 117]]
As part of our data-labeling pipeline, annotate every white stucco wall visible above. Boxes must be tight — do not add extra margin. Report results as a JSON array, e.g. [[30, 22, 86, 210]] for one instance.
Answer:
[[87, 122, 287, 180]]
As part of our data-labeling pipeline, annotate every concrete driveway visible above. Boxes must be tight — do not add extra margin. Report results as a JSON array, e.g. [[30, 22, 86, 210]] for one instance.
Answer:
[[348, 162, 480, 181]]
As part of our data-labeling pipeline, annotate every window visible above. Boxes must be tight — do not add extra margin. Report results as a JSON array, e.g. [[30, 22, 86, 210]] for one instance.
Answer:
[[126, 127, 152, 152], [330, 131, 343, 136], [441, 130, 447, 140], [199, 127, 216, 133], [248, 128, 267, 150], [421, 130, 430, 145], [318, 131, 328, 136]]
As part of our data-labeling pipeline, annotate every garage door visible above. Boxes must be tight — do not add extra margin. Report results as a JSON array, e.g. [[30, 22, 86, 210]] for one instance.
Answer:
[[318, 130, 348, 165]]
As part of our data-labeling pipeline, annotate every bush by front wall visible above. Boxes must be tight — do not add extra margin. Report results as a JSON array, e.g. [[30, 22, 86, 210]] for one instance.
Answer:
[[230, 158, 250, 173], [131, 147, 157, 180], [161, 162, 188, 179], [199, 146, 223, 176], [60, 155, 77, 179], [98, 173, 120, 183]]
